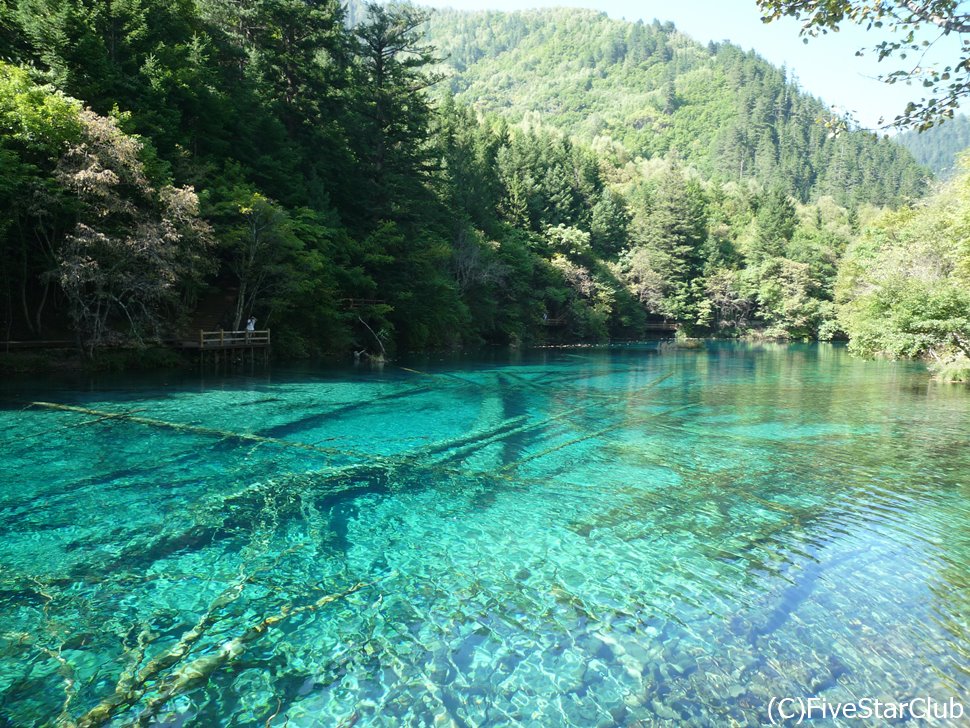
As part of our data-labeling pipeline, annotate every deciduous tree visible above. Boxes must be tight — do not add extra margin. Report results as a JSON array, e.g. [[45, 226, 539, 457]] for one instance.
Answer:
[[55, 109, 211, 352]]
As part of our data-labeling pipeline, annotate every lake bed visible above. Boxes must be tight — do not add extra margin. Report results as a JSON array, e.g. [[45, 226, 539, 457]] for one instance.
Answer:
[[0, 342, 967, 726]]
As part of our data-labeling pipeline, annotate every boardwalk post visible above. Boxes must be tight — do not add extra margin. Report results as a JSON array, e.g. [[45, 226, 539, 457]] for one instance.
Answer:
[[194, 329, 270, 370]]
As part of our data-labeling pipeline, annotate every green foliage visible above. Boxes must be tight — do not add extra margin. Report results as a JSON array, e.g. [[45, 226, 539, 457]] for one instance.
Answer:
[[752, 187, 797, 262], [838, 168, 970, 379], [625, 164, 707, 322], [590, 188, 631, 257], [701, 268, 754, 332], [0, 62, 84, 337], [746, 257, 823, 338], [0, 1, 951, 366], [544, 225, 592, 257], [0, 64, 211, 350], [426, 6, 928, 205], [352, 2, 441, 229]]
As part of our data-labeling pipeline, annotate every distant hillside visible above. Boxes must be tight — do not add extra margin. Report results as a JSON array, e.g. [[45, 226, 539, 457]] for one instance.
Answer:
[[896, 115, 970, 178], [421, 6, 927, 205]]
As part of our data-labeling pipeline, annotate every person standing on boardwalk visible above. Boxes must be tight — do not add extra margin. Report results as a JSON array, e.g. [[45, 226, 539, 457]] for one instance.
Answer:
[[246, 316, 256, 340]]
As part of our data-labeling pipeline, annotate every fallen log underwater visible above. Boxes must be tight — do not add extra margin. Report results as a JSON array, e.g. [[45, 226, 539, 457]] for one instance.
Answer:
[[24, 401, 373, 460], [3, 370, 698, 725], [7, 373, 690, 589], [74, 579, 376, 728]]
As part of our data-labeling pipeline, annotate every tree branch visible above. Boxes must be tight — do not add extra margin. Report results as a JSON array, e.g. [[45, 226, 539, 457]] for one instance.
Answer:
[[900, 1, 970, 34]]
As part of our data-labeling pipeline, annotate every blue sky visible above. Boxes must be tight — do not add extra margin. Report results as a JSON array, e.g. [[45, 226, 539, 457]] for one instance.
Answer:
[[416, 0, 962, 130]]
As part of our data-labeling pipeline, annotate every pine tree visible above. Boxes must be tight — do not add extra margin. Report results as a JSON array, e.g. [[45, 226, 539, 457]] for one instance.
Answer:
[[352, 1, 442, 229]]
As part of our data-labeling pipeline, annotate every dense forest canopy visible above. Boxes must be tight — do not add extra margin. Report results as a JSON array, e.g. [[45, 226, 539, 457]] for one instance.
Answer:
[[838, 164, 970, 379], [0, 0, 964, 379], [424, 6, 927, 206]]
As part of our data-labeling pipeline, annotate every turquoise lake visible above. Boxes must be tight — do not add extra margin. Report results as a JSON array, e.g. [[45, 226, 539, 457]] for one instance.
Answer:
[[0, 342, 967, 726]]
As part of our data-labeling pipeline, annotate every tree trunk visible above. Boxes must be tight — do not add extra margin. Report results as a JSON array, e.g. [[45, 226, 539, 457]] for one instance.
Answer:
[[34, 279, 49, 335], [952, 333, 970, 359], [233, 280, 247, 330], [20, 275, 35, 334]]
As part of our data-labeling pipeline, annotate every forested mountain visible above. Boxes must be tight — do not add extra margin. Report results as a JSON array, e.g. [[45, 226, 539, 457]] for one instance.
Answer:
[[896, 115, 970, 178], [0, 0, 961, 377], [423, 6, 927, 206]]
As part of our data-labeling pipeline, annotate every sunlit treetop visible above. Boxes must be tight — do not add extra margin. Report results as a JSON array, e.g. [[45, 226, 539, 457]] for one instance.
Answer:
[[758, 0, 970, 130]]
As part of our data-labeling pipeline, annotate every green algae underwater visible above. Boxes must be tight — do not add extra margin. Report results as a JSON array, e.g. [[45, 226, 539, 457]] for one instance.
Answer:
[[0, 342, 967, 726]]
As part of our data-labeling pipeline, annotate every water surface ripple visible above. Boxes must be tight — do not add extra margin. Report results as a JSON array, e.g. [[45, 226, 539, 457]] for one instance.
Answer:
[[0, 342, 967, 726]]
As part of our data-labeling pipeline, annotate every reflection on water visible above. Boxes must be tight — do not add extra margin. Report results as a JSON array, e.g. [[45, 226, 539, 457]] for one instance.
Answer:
[[0, 342, 967, 726]]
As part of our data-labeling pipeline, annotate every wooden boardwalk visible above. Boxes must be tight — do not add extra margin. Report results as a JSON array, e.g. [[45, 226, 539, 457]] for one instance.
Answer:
[[540, 319, 678, 331], [0, 339, 75, 351], [177, 329, 271, 369], [179, 329, 272, 349], [643, 321, 679, 332], [2, 332, 274, 353], [339, 298, 386, 310]]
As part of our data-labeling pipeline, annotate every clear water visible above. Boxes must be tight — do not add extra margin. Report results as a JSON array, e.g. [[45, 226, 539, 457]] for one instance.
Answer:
[[0, 342, 967, 727]]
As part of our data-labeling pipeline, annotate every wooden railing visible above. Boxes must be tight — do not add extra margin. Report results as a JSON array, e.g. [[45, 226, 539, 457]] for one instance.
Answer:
[[541, 317, 565, 326], [198, 329, 271, 348], [339, 298, 386, 309], [643, 321, 679, 331], [539, 318, 677, 330]]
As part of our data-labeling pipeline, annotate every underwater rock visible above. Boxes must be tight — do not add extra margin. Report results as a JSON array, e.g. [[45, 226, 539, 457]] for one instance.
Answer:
[[649, 698, 680, 721]]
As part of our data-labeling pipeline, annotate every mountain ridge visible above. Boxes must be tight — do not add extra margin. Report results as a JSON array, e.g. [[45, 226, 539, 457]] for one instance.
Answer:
[[416, 4, 927, 205]]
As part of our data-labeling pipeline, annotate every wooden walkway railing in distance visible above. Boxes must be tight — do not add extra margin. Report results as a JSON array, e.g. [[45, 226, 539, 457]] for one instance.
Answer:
[[339, 298, 386, 309], [197, 329, 271, 348]]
